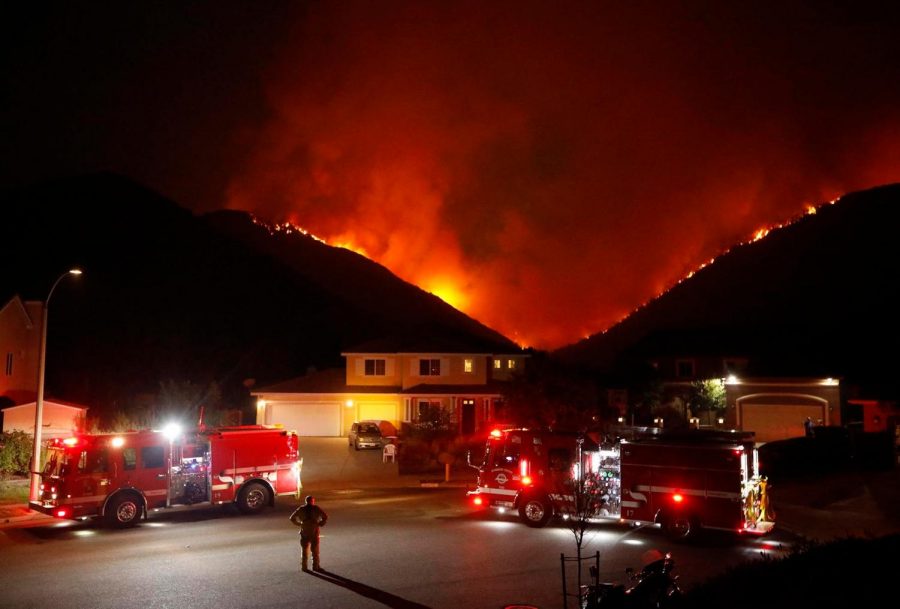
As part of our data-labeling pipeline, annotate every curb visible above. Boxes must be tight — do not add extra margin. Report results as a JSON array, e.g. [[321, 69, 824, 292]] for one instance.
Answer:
[[0, 504, 54, 527]]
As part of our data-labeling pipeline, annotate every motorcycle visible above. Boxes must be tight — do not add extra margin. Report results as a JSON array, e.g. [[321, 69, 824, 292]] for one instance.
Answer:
[[581, 550, 682, 609]]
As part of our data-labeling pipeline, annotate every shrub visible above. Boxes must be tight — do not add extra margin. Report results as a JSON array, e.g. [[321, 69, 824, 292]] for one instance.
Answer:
[[0, 430, 34, 479]]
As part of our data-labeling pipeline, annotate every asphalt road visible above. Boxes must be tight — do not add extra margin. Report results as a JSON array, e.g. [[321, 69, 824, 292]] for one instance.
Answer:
[[0, 484, 799, 609], [5, 437, 846, 608]]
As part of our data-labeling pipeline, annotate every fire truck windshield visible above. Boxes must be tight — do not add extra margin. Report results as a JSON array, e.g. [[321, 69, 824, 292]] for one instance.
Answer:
[[493, 433, 522, 467]]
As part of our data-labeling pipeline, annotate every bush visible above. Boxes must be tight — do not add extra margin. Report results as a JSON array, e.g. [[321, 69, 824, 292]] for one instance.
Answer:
[[0, 430, 34, 479], [681, 534, 900, 608]]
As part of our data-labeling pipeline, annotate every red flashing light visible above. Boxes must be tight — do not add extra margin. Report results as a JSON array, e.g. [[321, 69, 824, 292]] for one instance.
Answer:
[[521, 476, 532, 486], [62, 437, 79, 447], [473, 496, 484, 506], [56, 508, 69, 518], [672, 493, 684, 503], [490, 429, 502, 438]]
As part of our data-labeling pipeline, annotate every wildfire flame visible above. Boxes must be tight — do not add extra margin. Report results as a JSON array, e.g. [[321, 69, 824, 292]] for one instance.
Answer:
[[584, 196, 844, 341]]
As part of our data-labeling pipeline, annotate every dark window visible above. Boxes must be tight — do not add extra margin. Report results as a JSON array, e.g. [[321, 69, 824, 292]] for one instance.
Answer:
[[364, 359, 386, 376], [78, 448, 108, 474], [141, 445, 165, 469], [676, 360, 695, 378], [548, 448, 572, 471], [497, 434, 522, 467], [5, 353, 12, 376], [123, 447, 137, 471], [419, 359, 440, 376]]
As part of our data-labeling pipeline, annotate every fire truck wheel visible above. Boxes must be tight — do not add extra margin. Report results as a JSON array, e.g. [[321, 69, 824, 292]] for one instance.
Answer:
[[519, 496, 552, 528], [106, 494, 143, 528], [664, 514, 699, 541], [237, 482, 271, 514]]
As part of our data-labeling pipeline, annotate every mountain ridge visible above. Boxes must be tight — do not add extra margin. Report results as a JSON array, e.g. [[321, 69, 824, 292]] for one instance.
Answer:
[[554, 182, 900, 396], [1, 173, 518, 420]]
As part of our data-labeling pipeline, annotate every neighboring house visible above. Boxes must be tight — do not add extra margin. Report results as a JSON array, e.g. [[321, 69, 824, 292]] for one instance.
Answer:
[[625, 340, 843, 442], [646, 353, 749, 422], [0, 295, 43, 406], [847, 398, 900, 434], [253, 337, 526, 437], [724, 377, 842, 443], [1, 399, 89, 439]]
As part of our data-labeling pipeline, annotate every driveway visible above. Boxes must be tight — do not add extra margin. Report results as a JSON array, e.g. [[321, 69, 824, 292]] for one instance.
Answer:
[[297, 437, 407, 492]]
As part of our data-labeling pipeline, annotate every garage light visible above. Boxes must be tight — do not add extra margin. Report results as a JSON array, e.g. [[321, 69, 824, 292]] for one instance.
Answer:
[[256, 399, 267, 409], [345, 400, 354, 407], [726, 375, 739, 385]]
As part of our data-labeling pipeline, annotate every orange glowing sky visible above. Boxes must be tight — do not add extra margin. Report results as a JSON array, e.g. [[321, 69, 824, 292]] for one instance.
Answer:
[[6, 2, 900, 349]]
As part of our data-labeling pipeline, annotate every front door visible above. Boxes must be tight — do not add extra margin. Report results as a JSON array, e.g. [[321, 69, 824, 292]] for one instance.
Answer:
[[461, 399, 476, 435]]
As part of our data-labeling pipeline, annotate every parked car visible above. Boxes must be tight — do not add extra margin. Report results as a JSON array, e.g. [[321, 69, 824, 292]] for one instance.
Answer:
[[349, 421, 384, 450]]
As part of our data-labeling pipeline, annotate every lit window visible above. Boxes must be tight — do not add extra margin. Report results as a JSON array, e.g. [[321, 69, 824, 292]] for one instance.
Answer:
[[419, 359, 441, 376], [364, 359, 386, 376], [464, 359, 473, 373], [493, 359, 502, 370], [507, 359, 516, 370]]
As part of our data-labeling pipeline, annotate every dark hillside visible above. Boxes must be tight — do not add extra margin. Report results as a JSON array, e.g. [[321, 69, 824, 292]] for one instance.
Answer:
[[1, 173, 516, 420], [555, 183, 900, 396]]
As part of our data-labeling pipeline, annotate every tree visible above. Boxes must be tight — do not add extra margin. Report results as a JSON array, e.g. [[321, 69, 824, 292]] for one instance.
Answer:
[[502, 352, 598, 429], [689, 379, 726, 425], [561, 437, 606, 596], [101, 379, 228, 432], [0, 431, 33, 478]]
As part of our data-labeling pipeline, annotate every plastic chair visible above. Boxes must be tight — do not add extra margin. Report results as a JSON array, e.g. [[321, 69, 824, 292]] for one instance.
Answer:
[[382, 443, 397, 463]]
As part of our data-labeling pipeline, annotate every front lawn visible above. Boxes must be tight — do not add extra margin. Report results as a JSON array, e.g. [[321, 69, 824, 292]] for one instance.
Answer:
[[0, 477, 30, 504]]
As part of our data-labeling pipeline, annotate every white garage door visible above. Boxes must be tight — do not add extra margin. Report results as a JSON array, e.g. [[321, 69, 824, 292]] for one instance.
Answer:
[[741, 403, 825, 443], [268, 402, 341, 437]]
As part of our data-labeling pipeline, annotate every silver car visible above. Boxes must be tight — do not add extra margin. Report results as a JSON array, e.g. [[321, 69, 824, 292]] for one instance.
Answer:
[[349, 421, 383, 450]]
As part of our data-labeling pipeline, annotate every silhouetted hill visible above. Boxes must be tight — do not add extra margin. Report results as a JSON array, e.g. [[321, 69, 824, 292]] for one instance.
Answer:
[[1, 173, 517, 420], [555, 183, 900, 397]]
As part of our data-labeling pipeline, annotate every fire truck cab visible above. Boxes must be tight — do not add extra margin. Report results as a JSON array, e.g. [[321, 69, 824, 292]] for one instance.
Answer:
[[31, 425, 301, 527], [467, 427, 774, 539]]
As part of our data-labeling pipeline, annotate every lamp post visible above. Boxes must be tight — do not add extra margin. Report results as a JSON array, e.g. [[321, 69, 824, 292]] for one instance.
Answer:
[[29, 268, 82, 502]]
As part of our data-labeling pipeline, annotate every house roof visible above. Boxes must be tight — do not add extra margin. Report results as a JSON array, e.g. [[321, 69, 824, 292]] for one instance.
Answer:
[[0, 295, 38, 328], [342, 332, 521, 356], [401, 382, 506, 396], [253, 369, 508, 397], [253, 368, 399, 394], [1, 399, 89, 412]]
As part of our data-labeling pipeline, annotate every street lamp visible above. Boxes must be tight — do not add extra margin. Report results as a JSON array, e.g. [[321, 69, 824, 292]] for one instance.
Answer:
[[30, 268, 82, 502]]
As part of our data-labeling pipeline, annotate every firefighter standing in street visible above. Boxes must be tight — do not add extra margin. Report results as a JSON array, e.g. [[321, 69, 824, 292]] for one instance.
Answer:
[[290, 495, 328, 572]]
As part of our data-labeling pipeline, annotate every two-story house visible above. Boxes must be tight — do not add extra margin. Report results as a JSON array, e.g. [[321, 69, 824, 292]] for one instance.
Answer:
[[251, 336, 526, 437], [0, 295, 43, 406], [616, 331, 843, 442], [1, 295, 90, 436]]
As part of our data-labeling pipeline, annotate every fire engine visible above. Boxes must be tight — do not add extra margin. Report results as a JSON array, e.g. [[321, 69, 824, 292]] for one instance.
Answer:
[[466, 427, 774, 539], [30, 424, 302, 527]]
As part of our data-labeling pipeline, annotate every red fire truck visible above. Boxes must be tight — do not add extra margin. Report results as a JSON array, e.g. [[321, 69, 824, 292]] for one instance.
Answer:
[[30, 424, 302, 527], [466, 427, 774, 539]]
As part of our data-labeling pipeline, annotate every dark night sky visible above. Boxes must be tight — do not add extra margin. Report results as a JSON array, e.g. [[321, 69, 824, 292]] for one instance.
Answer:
[[4, 1, 900, 349]]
